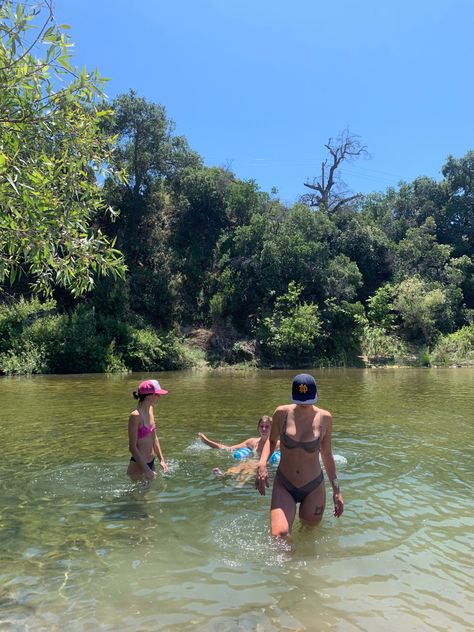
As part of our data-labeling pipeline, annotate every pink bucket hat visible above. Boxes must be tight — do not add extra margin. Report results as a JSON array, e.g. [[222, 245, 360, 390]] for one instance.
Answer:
[[137, 379, 168, 396]]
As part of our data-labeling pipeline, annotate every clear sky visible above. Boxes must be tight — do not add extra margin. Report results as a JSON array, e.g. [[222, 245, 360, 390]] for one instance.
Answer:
[[55, 0, 474, 205]]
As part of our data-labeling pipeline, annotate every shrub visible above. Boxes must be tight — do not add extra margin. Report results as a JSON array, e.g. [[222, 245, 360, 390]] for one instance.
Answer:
[[123, 327, 190, 371], [0, 297, 56, 353], [393, 275, 460, 343], [58, 306, 110, 372], [21, 313, 67, 372], [321, 298, 364, 361], [22, 305, 128, 373], [431, 325, 474, 365], [23, 304, 117, 373], [123, 328, 167, 371], [366, 284, 396, 329], [0, 296, 195, 374], [0, 341, 48, 375], [359, 323, 408, 362], [104, 341, 129, 373]]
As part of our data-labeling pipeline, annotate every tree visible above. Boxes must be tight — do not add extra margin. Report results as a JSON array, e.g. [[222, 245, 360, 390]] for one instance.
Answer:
[[302, 130, 368, 212], [167, 166, 235, 321], [97, 91, 202, 326], [257, 281, 323, 365], [209, 194, 284, 330], [366, 284, 396, 330], [325, 254, 362, 301], [336, 211, 393, 300], [440, 151, 474, 256], [258, 204, 339, 303], [394, 217, 452, 282], [104, 91, 201, 200], [0, 0, 125, 295]]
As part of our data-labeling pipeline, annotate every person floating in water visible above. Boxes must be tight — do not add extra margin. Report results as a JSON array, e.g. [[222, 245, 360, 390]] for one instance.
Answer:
[[255, 374, 344, 539], [199, 416, 279, 484], [198, 415, 274, 456], [127, 379, 169, 482]]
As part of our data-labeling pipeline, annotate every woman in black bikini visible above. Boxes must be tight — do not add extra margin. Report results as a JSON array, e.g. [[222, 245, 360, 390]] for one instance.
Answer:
[[256, 374, 344, 538]]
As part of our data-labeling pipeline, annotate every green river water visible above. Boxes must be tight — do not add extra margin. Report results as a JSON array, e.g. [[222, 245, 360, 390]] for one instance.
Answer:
[[0, 368, 472, 631]]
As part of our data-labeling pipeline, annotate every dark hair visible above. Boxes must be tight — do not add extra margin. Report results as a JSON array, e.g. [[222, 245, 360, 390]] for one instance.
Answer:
[[133, 391, 148, 402], [257, 415, 272, 430]]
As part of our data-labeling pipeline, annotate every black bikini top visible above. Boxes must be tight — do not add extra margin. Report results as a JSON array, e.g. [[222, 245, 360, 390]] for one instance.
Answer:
[[280, 414, 321, 453]]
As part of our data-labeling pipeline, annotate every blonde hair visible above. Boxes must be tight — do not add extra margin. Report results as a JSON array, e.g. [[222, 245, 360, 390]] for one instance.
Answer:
[[257, 415, 272, 431]]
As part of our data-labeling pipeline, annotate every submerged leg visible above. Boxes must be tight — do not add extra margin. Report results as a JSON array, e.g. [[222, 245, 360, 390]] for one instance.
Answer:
[[298, 479, 326, 527], [270, 474, 297, 539]]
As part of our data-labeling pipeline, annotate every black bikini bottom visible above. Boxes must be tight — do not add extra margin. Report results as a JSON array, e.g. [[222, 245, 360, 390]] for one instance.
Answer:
[[130, 456, 155, 470], [276, 468, 324, 503]]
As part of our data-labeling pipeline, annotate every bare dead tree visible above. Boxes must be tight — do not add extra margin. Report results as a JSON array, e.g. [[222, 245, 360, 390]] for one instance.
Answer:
[[301, 129, 368, 212]]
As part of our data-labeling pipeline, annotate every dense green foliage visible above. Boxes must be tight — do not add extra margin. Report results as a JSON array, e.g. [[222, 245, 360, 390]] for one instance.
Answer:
[[1, 5, 473, 373], [431, 325, 474, 366], [257, 282, 323, 366], [0, 1, 125, 295], [0, 298, 193, 374]]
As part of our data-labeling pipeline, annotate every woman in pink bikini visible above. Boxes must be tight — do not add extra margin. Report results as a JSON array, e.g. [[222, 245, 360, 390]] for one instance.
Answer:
[[127, 379, 169, 481]]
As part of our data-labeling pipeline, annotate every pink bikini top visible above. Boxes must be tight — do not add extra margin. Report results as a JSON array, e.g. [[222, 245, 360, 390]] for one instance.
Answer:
[[137, 410, 155, 439]]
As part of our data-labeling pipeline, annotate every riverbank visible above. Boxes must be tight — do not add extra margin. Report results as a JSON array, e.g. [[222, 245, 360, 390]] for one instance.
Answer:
[[181, 325, 474, 370], [0, 303, 473, 375]]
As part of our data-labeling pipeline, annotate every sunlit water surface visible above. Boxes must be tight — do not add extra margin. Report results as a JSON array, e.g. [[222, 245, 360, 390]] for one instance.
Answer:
[[0, 368, 472, 631]]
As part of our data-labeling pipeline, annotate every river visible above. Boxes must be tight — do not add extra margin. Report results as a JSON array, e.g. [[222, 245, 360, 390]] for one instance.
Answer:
[[0, 368, 472, 631]]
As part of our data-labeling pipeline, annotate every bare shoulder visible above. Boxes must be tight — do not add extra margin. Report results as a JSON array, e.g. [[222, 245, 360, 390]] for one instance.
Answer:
[[128, 410, 140, 424], [317, 407, 332, 420], [272, 405, 289, 433], [317, 407, 333, 429], [274, 404, 291, 415]]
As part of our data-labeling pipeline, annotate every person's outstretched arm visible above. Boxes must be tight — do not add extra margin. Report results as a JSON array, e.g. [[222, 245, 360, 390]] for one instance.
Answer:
[[198, 433, 231, 450], [199, 433, 255, 451]]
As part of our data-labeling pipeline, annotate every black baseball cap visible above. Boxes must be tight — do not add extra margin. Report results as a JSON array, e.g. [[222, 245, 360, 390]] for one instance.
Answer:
[[291, 373, 318, 404]]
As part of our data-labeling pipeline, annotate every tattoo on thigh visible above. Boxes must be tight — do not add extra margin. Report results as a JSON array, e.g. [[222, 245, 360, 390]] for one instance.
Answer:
[[313, 505, 324, 516]]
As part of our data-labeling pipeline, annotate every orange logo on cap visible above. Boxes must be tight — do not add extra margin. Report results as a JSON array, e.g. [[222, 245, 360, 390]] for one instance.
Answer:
[[299, 384, 308, 394]]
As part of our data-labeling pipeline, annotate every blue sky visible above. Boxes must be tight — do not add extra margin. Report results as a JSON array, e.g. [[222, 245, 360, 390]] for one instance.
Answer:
[[55, 0, 474, 205]]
